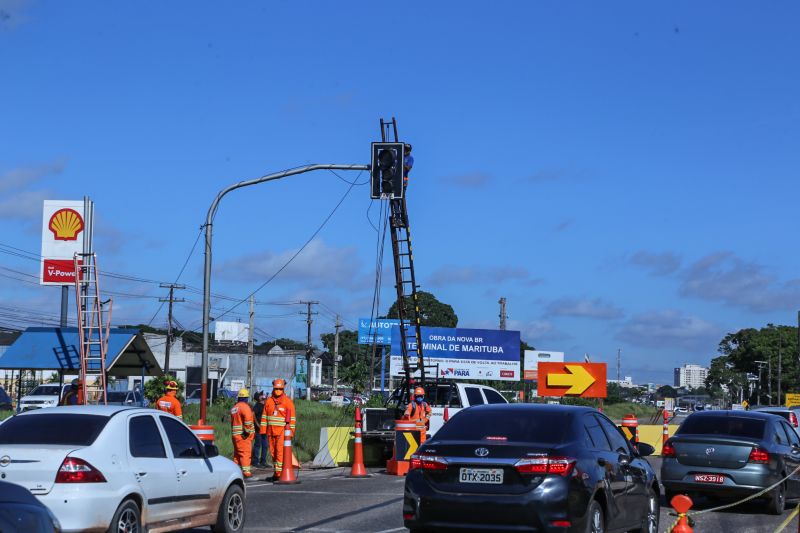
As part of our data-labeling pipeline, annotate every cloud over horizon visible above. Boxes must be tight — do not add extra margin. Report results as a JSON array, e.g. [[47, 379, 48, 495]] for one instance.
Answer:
[[427, 265, 542, 287], [546, 297, 624, 320], [615, 309, 722, 352]]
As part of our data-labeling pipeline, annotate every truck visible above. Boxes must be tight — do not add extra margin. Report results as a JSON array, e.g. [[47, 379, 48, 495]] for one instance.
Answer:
[[362, 380, 508, 445]]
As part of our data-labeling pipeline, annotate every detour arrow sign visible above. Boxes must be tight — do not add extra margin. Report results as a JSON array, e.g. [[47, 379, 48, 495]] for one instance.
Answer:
[[537, 362, 607, 398]]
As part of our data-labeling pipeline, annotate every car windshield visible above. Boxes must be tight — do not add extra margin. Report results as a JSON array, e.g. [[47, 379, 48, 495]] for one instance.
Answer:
[[29, 385, 61, 396], [678, 415, 765, 439], [0, 414, 110, 445], [434, 408, 570, 443]]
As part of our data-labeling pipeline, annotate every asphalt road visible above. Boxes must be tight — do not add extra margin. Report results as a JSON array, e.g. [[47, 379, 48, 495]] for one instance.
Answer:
[[182, 462, 800, 533]]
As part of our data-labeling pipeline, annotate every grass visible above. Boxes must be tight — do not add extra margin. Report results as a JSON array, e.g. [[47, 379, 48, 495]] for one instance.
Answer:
[[0, 411, 12, 422], [183, 399, 349, 463], [603, 402, 658, 423]]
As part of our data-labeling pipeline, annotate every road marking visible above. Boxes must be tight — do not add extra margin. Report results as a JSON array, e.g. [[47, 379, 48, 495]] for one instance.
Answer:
[[373, 528, 406, 533]]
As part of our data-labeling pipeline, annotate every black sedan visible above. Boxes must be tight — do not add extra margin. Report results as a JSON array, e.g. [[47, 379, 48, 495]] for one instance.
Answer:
[[661, 410, 800, 514], [403, 404, 660, 533], [0, 480, 61, 532]]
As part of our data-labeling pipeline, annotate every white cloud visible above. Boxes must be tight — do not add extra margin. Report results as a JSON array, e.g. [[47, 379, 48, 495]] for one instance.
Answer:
[[427, 265, 542, 287], [615, 310, 721, 351], [546, 297, 624, 320]]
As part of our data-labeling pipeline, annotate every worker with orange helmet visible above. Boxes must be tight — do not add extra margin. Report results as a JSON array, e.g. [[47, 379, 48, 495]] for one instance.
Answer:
[[231, 388, 256, 478], [404, 386, 432, 423], [260, 378, 296, 481], [155, 380, 183, 419], [59, 379, 81, 406]]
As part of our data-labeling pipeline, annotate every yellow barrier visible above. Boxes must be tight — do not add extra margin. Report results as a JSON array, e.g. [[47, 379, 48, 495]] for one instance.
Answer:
[[637, 424, 679, 455], [312, 427, 384, 467]]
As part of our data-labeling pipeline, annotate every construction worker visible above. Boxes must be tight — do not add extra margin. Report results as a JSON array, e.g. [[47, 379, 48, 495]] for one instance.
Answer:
[[231, 388, 256, 478], [404, 386, 432, 427], [155, 380, 183, 419], [59, 379, 80, 406], [261, 379, 296, 481], [403, 143, 413, 191], [252, 391, 268, 468]]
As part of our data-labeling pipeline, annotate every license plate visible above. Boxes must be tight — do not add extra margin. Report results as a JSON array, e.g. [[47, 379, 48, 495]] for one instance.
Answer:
[[459, 467, 503, 484], [694, 474, 724, 484]]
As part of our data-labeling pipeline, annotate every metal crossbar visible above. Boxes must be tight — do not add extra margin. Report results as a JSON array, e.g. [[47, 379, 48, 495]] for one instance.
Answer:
[[74, 252, 112, 405]]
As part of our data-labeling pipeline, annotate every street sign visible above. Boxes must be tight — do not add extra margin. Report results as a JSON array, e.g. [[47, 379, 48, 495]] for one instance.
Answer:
[[40, 199, 92, 285], [537, 362, 607, 398], [786, 393, 800, 407], [523, 350, 564, 381], [358, 318, 401, 345]]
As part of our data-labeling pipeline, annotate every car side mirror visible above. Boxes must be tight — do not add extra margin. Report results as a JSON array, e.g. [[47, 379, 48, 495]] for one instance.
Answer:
[[204, 442, 219, 458], [635, 442, 655, 457]]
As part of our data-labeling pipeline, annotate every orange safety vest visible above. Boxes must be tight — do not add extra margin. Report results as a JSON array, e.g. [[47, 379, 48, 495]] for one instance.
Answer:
[[155, 392, 183, 419], [261, 394, 296, 437], [404, 401, 431, 422], [230, 401, 255, 441]]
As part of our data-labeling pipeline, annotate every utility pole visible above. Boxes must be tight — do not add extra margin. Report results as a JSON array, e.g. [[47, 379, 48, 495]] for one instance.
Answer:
[[768, 355, 773, 406], [755, 360, 766, 406], [300, 300, 318, 400], [778, 329, 783, 407], [247, 295, 255, 393], [498, 297, 507, 330], [158, 283, 185, 376], [333, 314, 342, 394], [616, 349, 621, 383]]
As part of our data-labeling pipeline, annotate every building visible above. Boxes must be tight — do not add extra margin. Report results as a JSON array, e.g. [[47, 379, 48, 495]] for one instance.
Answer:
[[607, 376, 635, 388], [674, 364, 709, 389]]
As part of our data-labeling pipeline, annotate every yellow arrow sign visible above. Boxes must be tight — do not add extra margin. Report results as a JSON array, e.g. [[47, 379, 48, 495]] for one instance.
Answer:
[[546, 364, 596, 395]]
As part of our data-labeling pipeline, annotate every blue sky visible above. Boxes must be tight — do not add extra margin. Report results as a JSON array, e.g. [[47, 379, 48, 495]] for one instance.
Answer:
[[2, 1, 799, 383]]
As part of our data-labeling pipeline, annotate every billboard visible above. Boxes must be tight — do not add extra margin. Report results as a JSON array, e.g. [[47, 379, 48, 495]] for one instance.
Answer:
[[390, 326, 521, 381], [214, 321, 248, 343], [537, 362, 607, 398], [40, 200, 88, 285], [523, 350, 564, 381], [358, 318, 401, 345]]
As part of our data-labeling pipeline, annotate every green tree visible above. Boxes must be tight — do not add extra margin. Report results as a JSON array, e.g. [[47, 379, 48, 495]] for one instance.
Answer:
[[320, 330, 360, 367], [387, 291, 458, 327], [656, 385, 677, 399]]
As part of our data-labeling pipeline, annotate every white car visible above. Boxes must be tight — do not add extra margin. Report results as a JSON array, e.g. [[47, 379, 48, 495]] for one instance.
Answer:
[[0, 405, 245, 533], [18, 383, 67, 411]]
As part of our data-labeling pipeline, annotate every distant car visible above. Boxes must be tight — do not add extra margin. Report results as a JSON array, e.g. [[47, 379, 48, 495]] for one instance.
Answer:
[[661, 410, 800, 514], [18, 384, 66, 411], [676, 406, 689, 414], [404, 404, 660, 533], [0, 480, 61, 533], [0, 386, 12, 410], [0, 406, 246, 532], [752, 406, 800, 438], [105, 390, 149, 407]]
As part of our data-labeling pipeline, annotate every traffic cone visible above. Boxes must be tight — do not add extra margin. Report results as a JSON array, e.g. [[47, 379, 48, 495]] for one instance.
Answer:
[[276, 411, 300, 484], [443, 406, 449, 423], [347, 407, 370, 478], [669, 494, 694, 533]]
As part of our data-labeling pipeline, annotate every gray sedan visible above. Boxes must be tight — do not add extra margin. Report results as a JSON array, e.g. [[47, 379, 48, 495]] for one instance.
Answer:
[[661, 410, 800, 514]]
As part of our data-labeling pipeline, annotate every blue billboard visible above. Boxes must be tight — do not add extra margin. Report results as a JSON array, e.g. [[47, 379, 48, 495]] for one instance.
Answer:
[[389, 326, 521, 381], [358, 318, 401, 345]]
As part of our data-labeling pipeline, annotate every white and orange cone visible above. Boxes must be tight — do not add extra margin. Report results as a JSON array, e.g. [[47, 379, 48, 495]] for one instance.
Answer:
[[347, 407, 370, 478], [276, 411, 300, 484]]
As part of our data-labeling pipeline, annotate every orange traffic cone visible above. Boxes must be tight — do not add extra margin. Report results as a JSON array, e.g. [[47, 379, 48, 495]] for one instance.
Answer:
[[670, 494, 694, 533], [347, 407, 370, 478], [276, 411, 300, 484]]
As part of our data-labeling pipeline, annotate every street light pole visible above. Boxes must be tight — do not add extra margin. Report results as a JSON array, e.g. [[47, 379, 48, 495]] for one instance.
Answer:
[[199, 164, 369, 423], [755, 360, 767, 406]]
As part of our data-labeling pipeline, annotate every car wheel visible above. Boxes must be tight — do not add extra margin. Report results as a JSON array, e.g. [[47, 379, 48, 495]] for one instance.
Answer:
[[767, 482, 786, 515], [108, 499, 141, 533], [585, 500, 604, 533], [212, 484, 246, 533], [640, 487, 659, 533]]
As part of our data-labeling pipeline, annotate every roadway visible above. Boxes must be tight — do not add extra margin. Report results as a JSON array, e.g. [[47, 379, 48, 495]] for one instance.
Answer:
[[178, 461, 800, 533]]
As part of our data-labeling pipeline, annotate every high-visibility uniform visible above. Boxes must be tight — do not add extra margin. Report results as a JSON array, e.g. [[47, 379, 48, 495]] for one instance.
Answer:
[[231, 400, 255, 477], [155, 391, 183, 419], [405, 400, 432, 443], [261, 394, 296, 477]]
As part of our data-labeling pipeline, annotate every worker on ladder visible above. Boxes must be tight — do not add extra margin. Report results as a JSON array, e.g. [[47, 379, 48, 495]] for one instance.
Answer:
[[155, 380, 183, 419], [231, 388, 256, 478], [404, 386, 431, 442], [60, 379, 81, 406], [403, 143, 413, 192]]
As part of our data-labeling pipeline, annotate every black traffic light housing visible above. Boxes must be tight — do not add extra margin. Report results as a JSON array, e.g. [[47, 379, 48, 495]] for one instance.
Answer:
[[370, 142, 405, 199]]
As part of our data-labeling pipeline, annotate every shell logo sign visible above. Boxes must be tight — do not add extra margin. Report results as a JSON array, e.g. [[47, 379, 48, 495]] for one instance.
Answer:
[[48, 208, 84, 241], [40, 199, 93, 286]]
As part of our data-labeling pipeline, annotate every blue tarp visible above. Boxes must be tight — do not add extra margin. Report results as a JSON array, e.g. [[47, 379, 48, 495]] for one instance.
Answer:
[[0, 327, 162, 377]]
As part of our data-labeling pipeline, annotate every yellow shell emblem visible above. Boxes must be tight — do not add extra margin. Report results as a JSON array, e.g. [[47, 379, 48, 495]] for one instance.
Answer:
[[48, 208, 84, 241]]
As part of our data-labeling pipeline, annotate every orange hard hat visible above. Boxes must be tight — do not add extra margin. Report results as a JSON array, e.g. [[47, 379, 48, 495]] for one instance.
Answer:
[[272, 379, 286, 390], [165, 380, 178, 391], [414, 386, 425, 396]]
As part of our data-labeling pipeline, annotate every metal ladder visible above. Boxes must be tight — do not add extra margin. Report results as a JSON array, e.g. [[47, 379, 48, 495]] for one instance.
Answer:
[[73, 252, 112, 405], [380, 118, 426, 396]]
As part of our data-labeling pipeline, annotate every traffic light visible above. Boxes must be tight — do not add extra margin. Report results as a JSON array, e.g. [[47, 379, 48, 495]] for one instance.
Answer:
[[370, 142, 405, 199]]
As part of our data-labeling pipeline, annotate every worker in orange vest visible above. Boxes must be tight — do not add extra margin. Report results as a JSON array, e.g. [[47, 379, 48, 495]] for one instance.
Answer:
[[60, 379, 82, 406], [404, 386, 432, 443], [261, 379, 296, 481], [231, 388, 255, 478], [155, 380, 183, 419]]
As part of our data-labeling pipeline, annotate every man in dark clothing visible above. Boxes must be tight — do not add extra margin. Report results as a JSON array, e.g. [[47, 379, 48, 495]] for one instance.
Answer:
[[252, 391, 268, 468]]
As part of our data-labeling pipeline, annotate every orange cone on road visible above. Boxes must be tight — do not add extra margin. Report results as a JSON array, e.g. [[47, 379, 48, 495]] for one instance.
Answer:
[[670, 494, 694, 533], [276, 411, 300, 484], [347, 407, 370, 478]]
